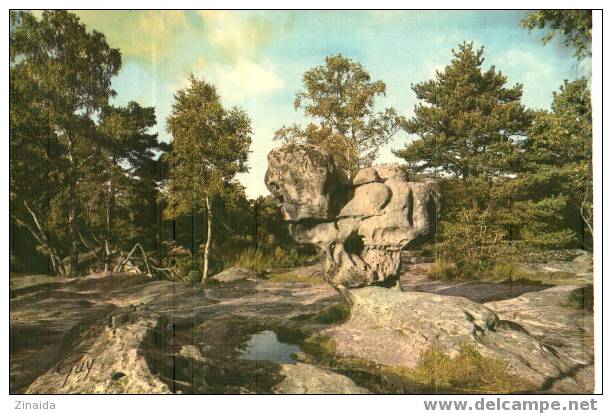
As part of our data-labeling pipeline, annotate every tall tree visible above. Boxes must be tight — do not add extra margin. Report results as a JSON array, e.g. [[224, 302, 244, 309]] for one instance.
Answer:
[[166, 75, 252, 282], [518, 78, 593, 247], [10, 60, 68, 274], [10, 10, 121, 275], [275, 54, 402, 174], [394, 42, 531, 179], [521, 10, 592, 60], [92, 102, 166, 272]]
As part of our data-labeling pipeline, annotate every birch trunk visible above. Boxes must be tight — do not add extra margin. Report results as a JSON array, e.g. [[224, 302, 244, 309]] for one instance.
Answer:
[[201, 195, 212, 283], [104, 181, 115, 274], [67, 137, 79, 276]]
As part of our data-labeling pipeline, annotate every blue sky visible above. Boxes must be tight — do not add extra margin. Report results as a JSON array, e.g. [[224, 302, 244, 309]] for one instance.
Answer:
[[73, 10, 590, 198]]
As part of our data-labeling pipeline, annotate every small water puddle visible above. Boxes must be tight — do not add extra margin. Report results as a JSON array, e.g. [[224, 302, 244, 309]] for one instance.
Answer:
[[237, 330, 301, 364]]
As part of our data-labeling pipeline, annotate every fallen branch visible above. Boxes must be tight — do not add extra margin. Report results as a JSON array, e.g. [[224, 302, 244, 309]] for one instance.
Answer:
[[78, 232, 101, 263], [113, 243, 153, 277]]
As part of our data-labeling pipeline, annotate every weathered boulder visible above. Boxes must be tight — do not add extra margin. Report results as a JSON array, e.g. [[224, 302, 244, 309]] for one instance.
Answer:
[[352, 167, 381, 186], [325, 287, 593, 392], [211, 267, 257, 283], [338, 182, 391, 218], [265, 143, 350, 221], [265, 144, 441, 288], [26, 315, 172, 394], [273, 363, 370, 394], [368, 164, 408, 182]]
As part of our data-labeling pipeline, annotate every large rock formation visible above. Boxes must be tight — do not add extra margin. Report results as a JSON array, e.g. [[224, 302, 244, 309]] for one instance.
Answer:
[[265, 144, 441, 288]]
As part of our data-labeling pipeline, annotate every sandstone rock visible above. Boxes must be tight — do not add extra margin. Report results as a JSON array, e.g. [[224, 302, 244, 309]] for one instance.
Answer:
[[517, 250, 593, 281], [267, 263, 325, 280], [179, 345, 210, 363], [273, 363, 370, 394], [339, 182, 390, 218], [485, 285, 594, 392], [26, 315, 171, 394], [11, 272, 342, 394], [352, 167, 381, 186], [325, 287, 593, 392], [265, 143, 350, 221], [11, 268, 593, 394], [265, 144, 442, 288], [371, 164, 408, 181], [211, 267, 258, 283], [325, 243, 378, 287], [289, 222, 338, 245]]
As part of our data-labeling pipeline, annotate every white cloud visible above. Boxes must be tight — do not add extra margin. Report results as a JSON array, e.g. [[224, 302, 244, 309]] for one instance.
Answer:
[[207, 59, 285, 103], [197, 11, 279, 61], [505, 49, 553, 79], [501, 48, 555, 109]]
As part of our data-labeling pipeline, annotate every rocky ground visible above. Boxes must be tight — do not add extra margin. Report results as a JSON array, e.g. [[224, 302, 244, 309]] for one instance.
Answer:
[[10, 251, 594, 394]]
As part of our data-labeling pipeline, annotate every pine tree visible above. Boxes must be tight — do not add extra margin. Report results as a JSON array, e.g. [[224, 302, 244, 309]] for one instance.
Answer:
[[91, 102, 167, 272], [394, 42, 531, 179], [516, 78, 592, 248]]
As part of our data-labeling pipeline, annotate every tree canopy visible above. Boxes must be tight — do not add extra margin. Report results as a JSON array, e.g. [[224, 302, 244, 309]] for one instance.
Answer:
[[395, 42, 531, 179], [275, 54, 403, 174], [10, 10, 122, 275], [165, 75, 252, 280], [521, 10, 592, 60]]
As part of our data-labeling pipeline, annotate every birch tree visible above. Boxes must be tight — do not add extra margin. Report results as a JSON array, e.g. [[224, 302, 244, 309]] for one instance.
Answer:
[[166, 75, 251, 282]]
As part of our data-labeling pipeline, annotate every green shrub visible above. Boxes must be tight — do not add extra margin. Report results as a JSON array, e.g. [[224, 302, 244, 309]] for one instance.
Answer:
[[162, 255, 201, 284], [233, 248, 269, 273], [436, 206, 510, 279]]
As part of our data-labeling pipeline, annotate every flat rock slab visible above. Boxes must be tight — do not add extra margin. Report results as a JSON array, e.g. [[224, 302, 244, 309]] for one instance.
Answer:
[[267, 263, 324, 279], [325, 287, 593, 393], [486, 286, 594, 392], [400, 273, 556, 303], [10, 273, 341, 394], [273, 363, 370, 394]]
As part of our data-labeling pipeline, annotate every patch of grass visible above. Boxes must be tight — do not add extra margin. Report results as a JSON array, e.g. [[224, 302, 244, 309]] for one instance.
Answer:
[[429, 259, 588, 287], [400, 345, 532, 393], [231, 249, 270, 273], [300, 335, 535, 394], [301, 335, 338, 365], [274, 325, 308, 345], [292, 304, 351, 324], [266, 272, 325, 285], [427, 259, 461, 279], [231, 247, 316, 273], [564, 285, 594, 312], [203, 277, 220, 286], [490, 263, 521, 280]]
